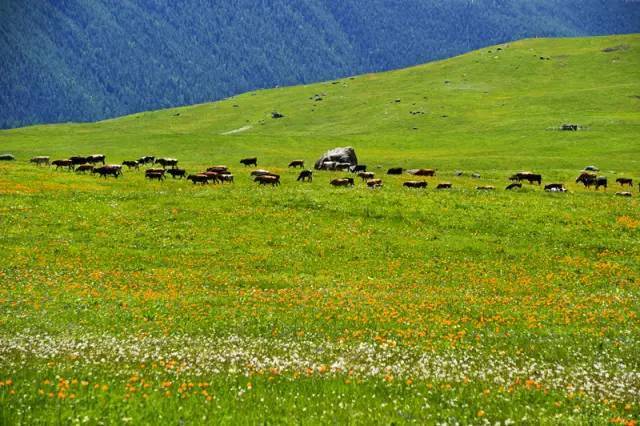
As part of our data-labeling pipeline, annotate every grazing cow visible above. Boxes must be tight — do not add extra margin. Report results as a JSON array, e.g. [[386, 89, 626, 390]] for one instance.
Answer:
[[166, 168, 187, 179], [138, 156, 155, 165], [350, 165, 367, 173], [616, 178, 633, 187], [202, 172, 220, 183], [358, 172, 375, 182], [87, 154, 106, 165], [330, 178, 354, 187], [510, 172, 542, 185], [255, 175, 280, 186], [367, 179, 383, 188], [544, 183, 567, 192], [0, 154, 15, 161], [218, 173, 234, 184], [412, 169, 436, 177], [93, 165, 121, 178], [145, 169, 165, 180], [576, 173, 607, 190], [187, 174, 209, 184], [251, 170, 273, 177], [297, 170, 313, 182], [70, 156, 88, 166], [615, 192, 632, 197], [122, 160, 139, 170], [155, 158, 179, 169], [476, 186, 495, 190], [505, 182, 522, 190], [207, 166, 228, 173], [241, 157, 258, 167], [75, 164, 94, 173], [387, 167, 403, 175], [52, 159, 74, 170], [288, 160, 305, 168], [436, 182, 452, 189], [403, 181, 427, 188], [30, 156, 50, 166]]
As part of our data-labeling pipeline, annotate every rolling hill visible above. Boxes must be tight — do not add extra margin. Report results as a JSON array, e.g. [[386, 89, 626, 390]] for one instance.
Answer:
[[1, 0, 639, 129], [2, 34, 639, 174]]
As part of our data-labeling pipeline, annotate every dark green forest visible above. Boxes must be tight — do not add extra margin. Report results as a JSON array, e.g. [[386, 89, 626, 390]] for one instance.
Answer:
[[1, 0, 639, 129]]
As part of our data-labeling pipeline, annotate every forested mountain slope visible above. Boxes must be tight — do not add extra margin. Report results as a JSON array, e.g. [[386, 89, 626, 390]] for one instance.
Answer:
[[1, 0, 639, 129]]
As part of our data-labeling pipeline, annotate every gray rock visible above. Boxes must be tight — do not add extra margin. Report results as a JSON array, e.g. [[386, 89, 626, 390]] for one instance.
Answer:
[[315, 147, 358, 170]]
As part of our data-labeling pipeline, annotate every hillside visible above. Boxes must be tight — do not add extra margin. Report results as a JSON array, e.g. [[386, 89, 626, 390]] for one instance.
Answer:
[[2, 34, 639, 173], [1, 0, 640, 129]]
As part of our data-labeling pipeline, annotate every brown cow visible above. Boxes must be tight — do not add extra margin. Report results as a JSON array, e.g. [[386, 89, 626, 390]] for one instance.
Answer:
[[218, 174, 234, 184], [367, 179, 383, 188], [145, 169, 166, 180], [510, 172, 542, 185], [52, 159, 74, 170], [122, 160, 139, 169], [387, 167, 403, 175], [288, 160, 305, 168], [412, 169, 436, 177], [358, 172, 375, 182], [331, 178, 354, 187], [187, 174, 209, 184], [87, 154, 106, 165], [616, 178, 633, 187], [93, 165, 121, 178], [255, 175, 280, 186], [207, 165, 228, 173], [75, 164, 94, 173], [166, 168, 187, 179], [403, 181, 427, 188], [436, 182, 452, 189]]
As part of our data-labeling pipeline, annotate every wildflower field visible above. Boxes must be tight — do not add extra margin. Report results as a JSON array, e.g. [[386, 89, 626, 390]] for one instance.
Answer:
[[0, 35, 639, 424]]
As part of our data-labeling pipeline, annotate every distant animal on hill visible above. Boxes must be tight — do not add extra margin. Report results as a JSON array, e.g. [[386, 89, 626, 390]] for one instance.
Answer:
[[330, 178, 354, 187], [505, 182, 522, 190], [436, 182, 452, 189], [166, 168, 186, 179], [255, 175, 280, 186], [122, 160, 139, 170], [155, 158, 178, 169], [0, 154, 15, 161], [30, 156, 49, 166], [403, 181, 427, 188], [52, 159, 74, 170], [509, 172, 542, 185], [411, 169, 436, 177], [367, 179, 383, 188], [241, 157, 258, 167], [387, 167, 403, 175], [187, 174, 209, 184], [544, 183, 567, 192], [297, 170, 313, 182], [615, 192, 632, 197], [75, 164, 94, 173], [616, 178, 633, 187], [138, 156, 155, 165], [288, 160, 305, 168], [87, 154, 106, 165]]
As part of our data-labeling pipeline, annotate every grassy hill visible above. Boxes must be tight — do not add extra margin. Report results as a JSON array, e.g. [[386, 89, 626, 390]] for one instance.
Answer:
[[0, 35, 639, 424]]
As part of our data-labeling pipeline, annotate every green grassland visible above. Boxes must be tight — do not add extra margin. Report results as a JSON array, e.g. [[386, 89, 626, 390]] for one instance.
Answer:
[[0, 34, 639, 424]]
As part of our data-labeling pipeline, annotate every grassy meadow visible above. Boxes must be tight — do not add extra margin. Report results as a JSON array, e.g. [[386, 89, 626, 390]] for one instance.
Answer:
[[0, 34, 639, 424]]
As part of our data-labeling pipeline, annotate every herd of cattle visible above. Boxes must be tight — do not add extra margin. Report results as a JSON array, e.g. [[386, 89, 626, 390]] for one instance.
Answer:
[[0, 154, 634, 196]]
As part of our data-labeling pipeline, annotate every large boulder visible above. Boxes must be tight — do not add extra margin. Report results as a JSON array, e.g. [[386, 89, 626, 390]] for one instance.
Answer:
[[314, 147, 358, 170]]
